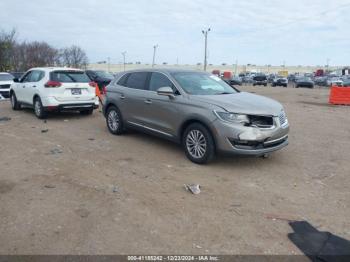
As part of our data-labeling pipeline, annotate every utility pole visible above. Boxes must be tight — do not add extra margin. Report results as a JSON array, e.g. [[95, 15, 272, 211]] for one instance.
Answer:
[[121, 52, 126, 71], [202, 28, 211, 71], [152, 45, 158, 68]]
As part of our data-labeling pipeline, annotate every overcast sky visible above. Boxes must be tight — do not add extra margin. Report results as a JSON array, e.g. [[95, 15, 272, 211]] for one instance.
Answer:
[[1, 0, 350, 66]]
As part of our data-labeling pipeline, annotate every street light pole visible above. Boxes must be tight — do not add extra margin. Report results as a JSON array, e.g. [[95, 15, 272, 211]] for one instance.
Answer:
[[121, 52, 126, 71], [152, 45, 158, 68], [202, 28, 211, 71]]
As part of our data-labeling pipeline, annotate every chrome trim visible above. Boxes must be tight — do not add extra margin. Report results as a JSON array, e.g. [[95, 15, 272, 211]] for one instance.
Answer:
[[62, 105, 92, 109], [264, 135, 288, 145], [127, 121, 173, 137]]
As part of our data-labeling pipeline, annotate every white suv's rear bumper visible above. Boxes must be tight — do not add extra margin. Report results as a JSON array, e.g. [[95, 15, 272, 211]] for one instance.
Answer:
[[42, 96, 99, 107]]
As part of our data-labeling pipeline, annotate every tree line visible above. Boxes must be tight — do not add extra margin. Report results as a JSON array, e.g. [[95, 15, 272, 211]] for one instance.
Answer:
[[0, 28, 89, 72]]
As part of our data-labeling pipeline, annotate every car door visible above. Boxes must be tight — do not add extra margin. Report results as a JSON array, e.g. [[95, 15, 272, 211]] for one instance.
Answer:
[[141, 72, 181, 137], [22, 70, 45, 104], [121, 72, 150, 126], [15, 71, 32, 102]]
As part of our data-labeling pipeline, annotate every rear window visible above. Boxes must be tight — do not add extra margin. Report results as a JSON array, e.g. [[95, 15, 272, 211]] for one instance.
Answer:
[[50, 71, 91, 83], [0, 74, 14, 81], [126, 72, 149, 90]]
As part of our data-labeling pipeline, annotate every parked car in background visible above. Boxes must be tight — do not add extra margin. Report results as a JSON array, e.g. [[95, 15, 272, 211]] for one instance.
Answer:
[[327, 77, 343, 87], [225, 76, 242, 86], [10, 67, 99, 119], [86, 70, 114, 91], [253, 74, 268, 86], [295, 77, 314, 88], [341, 76, 350, 86], [9, 72, 25, 80], [272, 76, 288, 87], [0, 72, 14, 98], [103, 69, 289, 164], [314, 76, 328, 87]]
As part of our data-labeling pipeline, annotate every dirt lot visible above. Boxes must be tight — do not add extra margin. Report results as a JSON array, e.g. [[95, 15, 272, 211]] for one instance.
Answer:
[[0, 86, 349, 255]]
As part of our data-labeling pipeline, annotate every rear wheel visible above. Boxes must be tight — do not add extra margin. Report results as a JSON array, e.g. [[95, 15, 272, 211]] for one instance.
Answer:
[[183, 123, 215, 164], [34, 97, 47, 119], [106, 105, 124, 135], [10, 92, 21, 110]]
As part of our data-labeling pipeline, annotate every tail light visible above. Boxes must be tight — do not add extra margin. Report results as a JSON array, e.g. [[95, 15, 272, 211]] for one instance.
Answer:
[[89, 82, 97, 88], [45, 81, 61, 88], [102, 86, 107, 94]]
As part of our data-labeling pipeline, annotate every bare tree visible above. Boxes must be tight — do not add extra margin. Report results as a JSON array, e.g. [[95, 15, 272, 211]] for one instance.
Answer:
[[59, 45, 88, 69], [0, 28, 16, 71]]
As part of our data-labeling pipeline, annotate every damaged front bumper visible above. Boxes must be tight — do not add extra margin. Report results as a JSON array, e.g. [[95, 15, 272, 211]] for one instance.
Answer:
[[212, 117, 289, 156]]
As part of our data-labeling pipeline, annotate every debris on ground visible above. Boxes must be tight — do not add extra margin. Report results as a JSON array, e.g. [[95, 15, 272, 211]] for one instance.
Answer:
[[50, 148, 63, 155], [41, 129, 49, 133], [44, 120, 47, 123], [265, 213, 299, 222], [184, 184, 201, 194], [0, 117, 11, 122], [88, 138, 95, 141], [112, 186, 119, 193], [193, 244, 202, 249], [63, 119, 69, 122], [75, 208, 90, 218], [44, 184, 56, 189]]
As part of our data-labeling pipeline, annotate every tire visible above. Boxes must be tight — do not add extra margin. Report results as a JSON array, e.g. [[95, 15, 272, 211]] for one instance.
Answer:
[[10, 92, 21, 110], [106, 105, 124, 135], [33, 97, 47, 119], [80, 108, 93, 115], [183, 123, 215, 164]]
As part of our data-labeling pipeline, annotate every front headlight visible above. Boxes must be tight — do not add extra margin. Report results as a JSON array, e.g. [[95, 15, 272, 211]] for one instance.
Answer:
[[214, 111, 250, 124]]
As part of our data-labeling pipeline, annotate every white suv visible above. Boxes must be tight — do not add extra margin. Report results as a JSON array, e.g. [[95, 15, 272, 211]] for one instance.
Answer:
[[10, 67, 99, 119], [0, 72, 14, 99]]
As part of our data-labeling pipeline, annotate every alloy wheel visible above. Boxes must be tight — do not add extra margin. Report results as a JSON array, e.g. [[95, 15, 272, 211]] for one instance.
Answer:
[[186, 129, 207, 159]]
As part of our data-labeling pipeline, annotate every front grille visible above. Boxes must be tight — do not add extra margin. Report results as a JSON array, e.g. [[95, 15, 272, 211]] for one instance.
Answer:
[[0, 84, 11, 89], [249, 115, 274, 128], [279, 111, 287, 126]]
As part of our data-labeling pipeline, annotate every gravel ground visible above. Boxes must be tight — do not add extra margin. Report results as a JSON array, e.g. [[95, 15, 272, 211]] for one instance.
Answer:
[[0, 85, 349, 255]]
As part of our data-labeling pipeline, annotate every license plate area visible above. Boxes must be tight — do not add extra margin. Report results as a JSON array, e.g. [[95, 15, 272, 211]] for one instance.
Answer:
[[71, 88, 81, 95]]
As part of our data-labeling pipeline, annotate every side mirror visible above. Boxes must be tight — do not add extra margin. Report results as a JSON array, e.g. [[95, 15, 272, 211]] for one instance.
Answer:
[[13, 78, 19, 83], [157, 86, 174, 97]]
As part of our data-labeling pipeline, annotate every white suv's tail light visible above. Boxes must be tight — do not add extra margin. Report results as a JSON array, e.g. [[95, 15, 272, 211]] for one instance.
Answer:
[[45, 81, 62, 88]]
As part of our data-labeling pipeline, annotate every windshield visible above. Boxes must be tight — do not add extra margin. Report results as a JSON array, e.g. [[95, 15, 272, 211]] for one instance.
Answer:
[[95, 71, 114, 80], [0, 74, 14, 81], [50, 71, 91, 83], [171, 72, 238, 95]]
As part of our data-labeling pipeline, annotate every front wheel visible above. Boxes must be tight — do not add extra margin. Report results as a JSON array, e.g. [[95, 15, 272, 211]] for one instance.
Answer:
[[34, 97, 47, 119], [10, 92, 21, 110], [183, 123, 215, 164]]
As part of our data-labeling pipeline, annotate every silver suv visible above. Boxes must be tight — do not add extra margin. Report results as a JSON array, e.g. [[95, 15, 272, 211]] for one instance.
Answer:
[[103, 69, 289, 164]]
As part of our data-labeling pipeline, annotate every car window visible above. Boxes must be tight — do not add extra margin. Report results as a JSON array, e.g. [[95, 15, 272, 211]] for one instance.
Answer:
[[117, 73, 130, 87], [21, 71, 33, 83], [50, 71, 91, 83], [149, 72, 174, 91], [171, 72, 238, 95], [126, 72, 149, 90], [29, 70, 45, 82]]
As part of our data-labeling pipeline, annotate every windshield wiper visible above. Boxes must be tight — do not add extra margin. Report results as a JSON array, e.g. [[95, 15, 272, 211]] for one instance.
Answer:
[[215, 92, 233, 95]]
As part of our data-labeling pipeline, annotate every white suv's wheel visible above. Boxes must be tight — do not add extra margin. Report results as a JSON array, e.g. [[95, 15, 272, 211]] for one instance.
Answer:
[[10, 92, 21, 110], [34, 97, 47, 119]]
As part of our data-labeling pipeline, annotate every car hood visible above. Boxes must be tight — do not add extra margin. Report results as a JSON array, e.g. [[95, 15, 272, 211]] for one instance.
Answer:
[[191, 92, 283, 116], [0, 80, 13, 85]]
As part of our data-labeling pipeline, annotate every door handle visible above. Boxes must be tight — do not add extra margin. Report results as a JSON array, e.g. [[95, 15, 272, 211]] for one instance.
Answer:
[[22, 85, 25, 88], [120, 94, 125, 99], [32, 85, 36, 88], [144, 99, 152, 104]]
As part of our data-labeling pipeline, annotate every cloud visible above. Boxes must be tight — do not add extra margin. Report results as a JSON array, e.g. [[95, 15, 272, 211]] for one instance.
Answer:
[[0, 0, 349, 66]]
